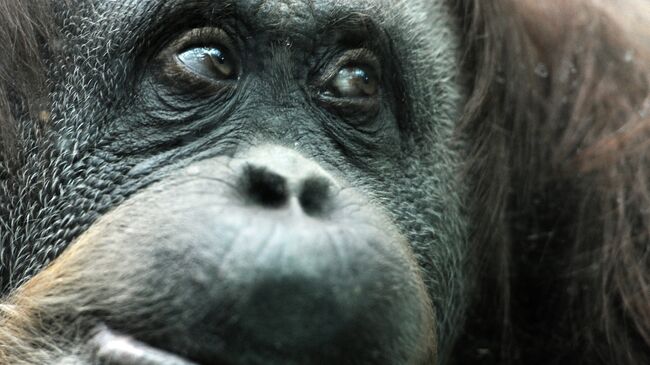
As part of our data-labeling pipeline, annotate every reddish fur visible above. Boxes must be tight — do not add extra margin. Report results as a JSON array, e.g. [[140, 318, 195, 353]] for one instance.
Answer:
[[456, 0, 650, 363]]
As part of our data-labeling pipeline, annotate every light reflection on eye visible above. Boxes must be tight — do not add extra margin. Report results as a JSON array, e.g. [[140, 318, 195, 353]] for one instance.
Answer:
[[176, 46, 237, 80], [329, 65, 379, 98]]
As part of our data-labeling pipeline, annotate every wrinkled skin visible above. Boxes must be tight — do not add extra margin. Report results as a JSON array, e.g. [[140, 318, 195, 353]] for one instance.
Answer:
[[0, 0, 467, 364]]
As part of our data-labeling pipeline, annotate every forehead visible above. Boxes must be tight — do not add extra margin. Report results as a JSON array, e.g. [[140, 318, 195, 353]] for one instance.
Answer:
[[116, 0, 395, 10], [83, 0, 395, 19], [70, 0, 408, 31], [61, 0, 436, 53]]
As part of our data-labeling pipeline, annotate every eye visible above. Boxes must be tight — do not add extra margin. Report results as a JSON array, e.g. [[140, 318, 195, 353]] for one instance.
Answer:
[[327, 65, 379, 98], [176, 46, 238, 81]]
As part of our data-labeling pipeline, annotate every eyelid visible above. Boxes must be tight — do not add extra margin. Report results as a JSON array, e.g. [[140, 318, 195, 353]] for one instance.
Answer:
[[312, 49, 382, 121], [176, 46, 237, 80], [158, 27, 239, 66], [319, 49, 382, 85], [155, 27, 241, 94]]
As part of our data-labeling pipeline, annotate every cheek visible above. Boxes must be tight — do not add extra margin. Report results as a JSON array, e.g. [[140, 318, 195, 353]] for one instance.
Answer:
[[370, 153, 469, 348]]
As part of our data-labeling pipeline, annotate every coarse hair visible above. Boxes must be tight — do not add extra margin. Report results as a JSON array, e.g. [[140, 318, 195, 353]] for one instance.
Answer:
[[456, 0, 650, 364]]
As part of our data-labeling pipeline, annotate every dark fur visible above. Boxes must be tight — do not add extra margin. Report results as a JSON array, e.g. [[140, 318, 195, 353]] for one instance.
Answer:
[[0, 0, 648, 364]]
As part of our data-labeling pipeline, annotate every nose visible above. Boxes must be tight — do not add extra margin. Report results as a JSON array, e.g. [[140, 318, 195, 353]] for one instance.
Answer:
[[240, 165, 333, 216], [237, 145, 338, 217]]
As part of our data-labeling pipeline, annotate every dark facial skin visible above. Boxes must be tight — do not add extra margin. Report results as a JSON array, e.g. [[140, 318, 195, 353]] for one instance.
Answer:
[[0, 1, 467, 364]]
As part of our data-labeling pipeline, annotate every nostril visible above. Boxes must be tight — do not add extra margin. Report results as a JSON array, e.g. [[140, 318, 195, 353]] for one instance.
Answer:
[[299, 176, 332, 216], [242, 165, 288, 208]]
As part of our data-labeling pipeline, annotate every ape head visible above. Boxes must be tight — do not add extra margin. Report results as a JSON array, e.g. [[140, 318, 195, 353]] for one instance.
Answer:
[[1, 1, 464, 364], [0, 1, 649, 365]]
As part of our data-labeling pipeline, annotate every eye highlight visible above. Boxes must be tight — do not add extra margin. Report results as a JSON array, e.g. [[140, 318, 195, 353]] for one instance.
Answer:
[[176, 46, 238, 81], [329, 65, 379, 98]]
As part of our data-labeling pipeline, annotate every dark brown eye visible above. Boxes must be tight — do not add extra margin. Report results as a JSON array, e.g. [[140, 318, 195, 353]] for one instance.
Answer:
[[328, 65, 379, 98], [176, 46, 237, 80]]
